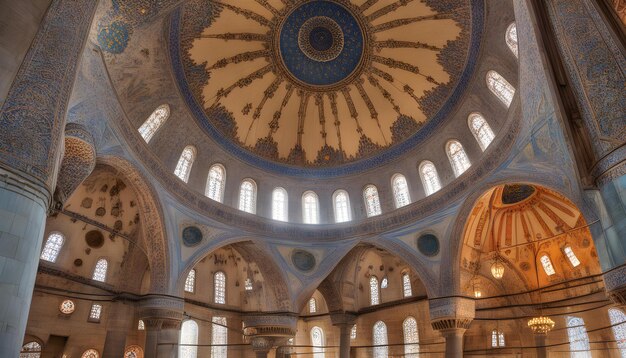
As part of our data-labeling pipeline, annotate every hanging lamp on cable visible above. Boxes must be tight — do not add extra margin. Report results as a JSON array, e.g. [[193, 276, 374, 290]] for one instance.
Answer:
[[491, 253, 505, 279]]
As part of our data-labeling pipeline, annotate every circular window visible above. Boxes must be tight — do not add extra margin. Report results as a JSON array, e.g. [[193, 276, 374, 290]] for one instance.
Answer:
[[182, 226, 203, 247], [59, 299, 75, 314], [417, 234, 440, 257], [81, 349, 100, 358], [291, 250, 316, 272]]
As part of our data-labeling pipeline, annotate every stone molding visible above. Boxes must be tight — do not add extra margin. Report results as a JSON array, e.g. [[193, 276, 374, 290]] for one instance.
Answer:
[[429, 296, 475, 331], [330, 312, 357, 326], [603, 264, 626, 305], [137, 295, 184, 327]]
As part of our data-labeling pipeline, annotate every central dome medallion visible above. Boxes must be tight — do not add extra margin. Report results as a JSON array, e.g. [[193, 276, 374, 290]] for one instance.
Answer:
[[173, 0, 476, 173], [278, 1, 364, 87]]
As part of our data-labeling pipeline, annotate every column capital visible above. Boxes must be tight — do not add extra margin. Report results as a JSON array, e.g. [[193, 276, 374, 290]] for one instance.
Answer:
[[428, 297, 475, 332], [251, 336, 273, 353], [137, 295, 184, 330], [603, 265, 626, 305], [243, 314, 297, 337], [330, 312, 357, 327]]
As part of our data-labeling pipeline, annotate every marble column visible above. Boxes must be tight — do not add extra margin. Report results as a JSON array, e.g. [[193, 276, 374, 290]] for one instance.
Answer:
[[143, 320, 160, 358], [534, 333, 547, 358], [429, 297, 475, 358], [137, 296, 184, 358], [102, 301, 133, 358], [0, 0, 97, 355], [251, 336, 272, 358], [157, 320, 182, 358], [330, 313, 356, 358]]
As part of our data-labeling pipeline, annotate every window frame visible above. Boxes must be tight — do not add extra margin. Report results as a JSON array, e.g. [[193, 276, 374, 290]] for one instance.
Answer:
[[92, 258, 109, 283], [174, 145, 197, 183], [332, 189, 352, 223], [391, 173, 411, 208], [206, 163, 226, 203], [467, 112, 495, 151], [272, 187, 288, 222], [302, 191, 320, 224], [363, 184, 382, 217], [238, 179, 257, 214], [214, 271, 227, 305], [446, 140, 471, 177], [138, 104, 170, 143], [418, 161, 441, 196], [40, 231, 65, 263]]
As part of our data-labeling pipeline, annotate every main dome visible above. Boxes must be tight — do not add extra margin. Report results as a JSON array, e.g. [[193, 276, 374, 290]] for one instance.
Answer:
[[170, 0, 479, 171]]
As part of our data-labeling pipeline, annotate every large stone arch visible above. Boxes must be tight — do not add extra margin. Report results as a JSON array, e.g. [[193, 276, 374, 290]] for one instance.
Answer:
[[97, 156, 171, 294]]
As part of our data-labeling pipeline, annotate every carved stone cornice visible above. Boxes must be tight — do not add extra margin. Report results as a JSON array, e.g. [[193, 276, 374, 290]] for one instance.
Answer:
[[137, 295, 184, 326], [330, 312, 357, 327], [429, 297, 475, 331], [603, 265, 626, 306]]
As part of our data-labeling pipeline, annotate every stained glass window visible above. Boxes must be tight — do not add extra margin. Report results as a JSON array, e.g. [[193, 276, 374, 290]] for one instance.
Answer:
[[214, 271, 226, 304], [419, 161, 441, 196], [92, 258, 108, 282], [311, 326, 325, 358], [20, 341, 41, 358], [380, 277, 388, 289], [212, 317, 228, 358], [303, 191, 319, 224], [185, 269, 196, 293], [350, 324, 357, 340], [402, 272, 412, 297], [392, 174, 411, 208], [486, 70, 515, 107], [609, 308, 626, 358], [309, 298, 317, 313], [272, 187, 288, 222], [138, 104, 170, 143], [333, 190, 351, 223], [179, 320, 198, 358], [447, 140, 471, 177], [41, 232, 64, 263], [174, 146, 196, 183], [505, 23, 518, 58], [206, 164, 226, 202], [567, 316, 591, 358], [81, 349, 99, 358], [244, 278, 253, 291], [373, 321, 388, 358], [564, 246, 581, 267], [540, 255, 556, 276], [239, 179, 256, 214], [370, 276, 380, 305], [138, 320, 145, 330], [124, 345, 144, 358], [89, 303, 102, 322], [468, 113, 495, 151], [403, 317, 419, 357], [363, 185, 382, 217], [59, 299, 75, 314], [491, 330, 505, 347]]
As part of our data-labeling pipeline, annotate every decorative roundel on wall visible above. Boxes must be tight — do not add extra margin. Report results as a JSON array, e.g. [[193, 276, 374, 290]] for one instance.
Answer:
[[417, 233, 440, 257], [85, 230, 105, 248], [59, 299, 75, 314], [182, 226, 203, 247], [291, 249, 316, 272], [74, 259, 83, 267]]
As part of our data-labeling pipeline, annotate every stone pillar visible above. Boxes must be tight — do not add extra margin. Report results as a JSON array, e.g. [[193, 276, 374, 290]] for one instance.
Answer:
[[429, 297, 475, 358], [251, 337, 272, 358], [0, 0, 97, 354], [244, 315, 297, 358], [330, 313, 356, 358], [137, 296, 184, 358], [534, 333, 547, 358], [102, 301, 133, 358]]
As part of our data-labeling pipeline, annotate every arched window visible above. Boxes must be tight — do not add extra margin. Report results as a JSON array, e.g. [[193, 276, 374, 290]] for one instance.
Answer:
[[419, 161, 442, 196], [124, 345, 144, 358], [609, 308, 626, 357], [272, 187, 288, 222], [214, 271, 226, 304], [81, 349, 100, 358], [468, 113, 495, 151], [179, 320, 198, 358], [185, 269, 196, 293], [174, 146, 196, 183], [446, 140, 471, 177], [310, 326, 325, 358], [505, 23, 518, 58], [350, 324, 357, 340], [491, 330, 505, 347], [402, 272, 413, 297], [373, 321, 388, 358], [138, 320, 145, 330], [138, 104, 170, 143], [381, 276, 388, 289], [309, 298, 317, 313], [302, 191, 320, 224], [211, 317, 228, 358], [403, 317, 420, 357], [206, 164, 226, 202], [333, 190, 351, 223], [20, 341, 41, 358], [567, 316, 591, 358], [40, 232, 64, 262], [540, 255, 556, 276], [363, 185, 382, 217], [564, 246, 581, 267], [92, 258, 108, 282], [238, 179, 257, 214], [370, 276, 380, 305], [392, 174, 411, 208], [486, 70, 515, 107]]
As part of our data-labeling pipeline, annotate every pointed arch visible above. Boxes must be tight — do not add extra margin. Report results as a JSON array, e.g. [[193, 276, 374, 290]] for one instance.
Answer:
[[174, 145, 196, 183], [92, 258, 108, 282], [40, 232, 64, 263], [392, 174, 411, 208], [402, 272, 413, 297], [403, 317, 420, 357], [238, 179, 257, 214], [179, 320, 198, 358], [309, 297, 317, 313], [486, 70, 515, 107], [468, 113, 495, 151], [310, 326, 325, 358], [363, 185, 382, 217], [505, 23, 518, 58], [138, 104, 170, 143], [373, 321, 388, 358], [419, 161, 441, 196], [446, 140, 471, 177], [272, 187, 288, 221], [302, 191, 320, 224], [333, 189, 351, 223], [20, 341, 42, 358], [206, 164, 226, 202], [184, 269, 196, 293], [567, 316, 591, 357], [370, 275, 380, 305]]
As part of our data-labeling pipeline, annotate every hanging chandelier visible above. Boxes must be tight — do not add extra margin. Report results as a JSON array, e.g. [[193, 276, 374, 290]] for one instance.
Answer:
[[490, 256, 505, 279], [527, 316, 555, 334]]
